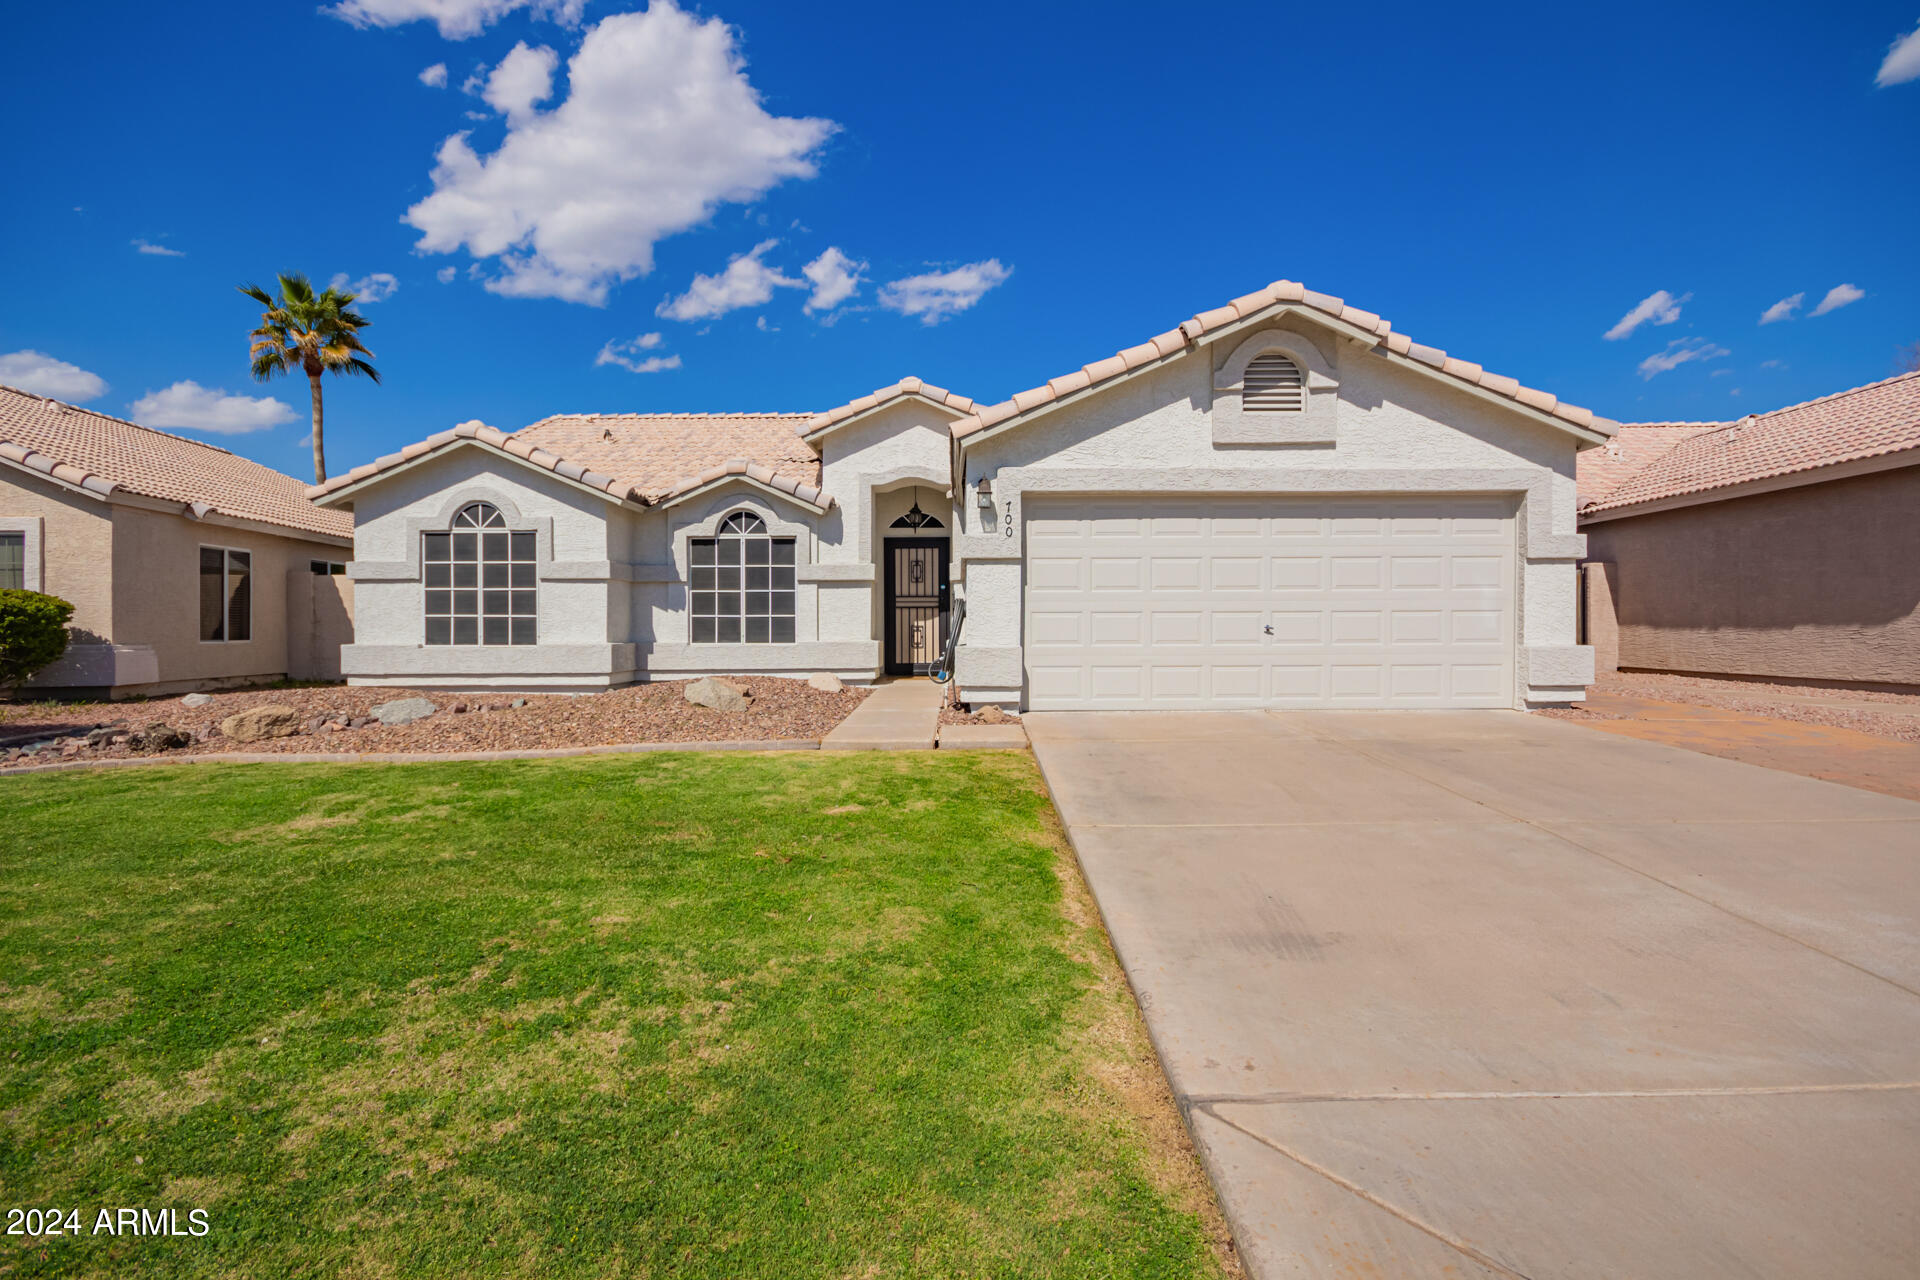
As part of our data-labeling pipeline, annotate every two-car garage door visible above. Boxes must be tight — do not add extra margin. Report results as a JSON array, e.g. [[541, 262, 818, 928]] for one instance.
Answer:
[[1023, 495, 1514, 710]]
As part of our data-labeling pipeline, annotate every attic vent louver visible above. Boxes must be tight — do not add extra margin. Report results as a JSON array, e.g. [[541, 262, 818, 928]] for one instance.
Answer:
[[1243, 354, 1305, 413]]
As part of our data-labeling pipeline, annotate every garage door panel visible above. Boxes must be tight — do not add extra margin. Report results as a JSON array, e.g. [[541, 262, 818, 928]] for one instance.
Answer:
[[1024, 496, 1513, 710]]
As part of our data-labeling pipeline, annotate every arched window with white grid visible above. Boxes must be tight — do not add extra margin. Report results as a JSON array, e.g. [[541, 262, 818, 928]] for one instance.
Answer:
[[422, 502, 537, 645], [689, 511, 797, 643]]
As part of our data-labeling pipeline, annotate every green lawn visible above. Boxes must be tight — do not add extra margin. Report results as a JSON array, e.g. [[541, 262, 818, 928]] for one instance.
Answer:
[[0, 753, 1234, 1279]]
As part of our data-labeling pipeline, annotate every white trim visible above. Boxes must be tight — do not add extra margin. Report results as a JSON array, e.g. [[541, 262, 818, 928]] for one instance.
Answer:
[[658, 472, 832, 515], [1578, 448, 1920, 524], [0, 515, 44, 592]]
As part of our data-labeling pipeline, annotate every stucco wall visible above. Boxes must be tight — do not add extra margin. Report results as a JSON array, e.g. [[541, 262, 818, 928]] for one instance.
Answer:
[[108, 505, 342, 689], [1582, 465, 1920, 687], [287, 570, 355, 681], [954, 320, 1593, 707], [0, 469, 114, 640]]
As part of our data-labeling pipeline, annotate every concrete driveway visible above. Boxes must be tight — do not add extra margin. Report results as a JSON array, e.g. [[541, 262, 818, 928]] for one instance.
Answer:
[[1026, 710, 1920, 1279]]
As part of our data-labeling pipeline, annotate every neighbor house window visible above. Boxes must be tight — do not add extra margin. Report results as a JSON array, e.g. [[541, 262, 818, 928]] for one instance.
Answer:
[[1242, 353, 1306, 412], [199, 547, 252, 642], [690, 511, 795, 643], [423, 502, 536, 645], [0, 532, 22, 590], [309, 560, 345, 575]]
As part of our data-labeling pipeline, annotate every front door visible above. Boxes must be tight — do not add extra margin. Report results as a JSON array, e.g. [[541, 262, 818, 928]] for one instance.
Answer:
[[885, 539, 950, 676]]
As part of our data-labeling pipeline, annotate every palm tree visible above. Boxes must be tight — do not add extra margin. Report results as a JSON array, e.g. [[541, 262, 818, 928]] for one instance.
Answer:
[[238, 273, 380, 483]]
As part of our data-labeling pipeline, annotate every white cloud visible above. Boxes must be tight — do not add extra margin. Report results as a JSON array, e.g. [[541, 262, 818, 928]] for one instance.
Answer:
[[437, 266, 458, 284], [327, 271, 400, 303], [327, 0, 584, 40], [876, 260, 1011, 325], [655, 240, 803, 321], [1759, 292, 1803, 324], [0, 351, 108, 401], [1710, 367, 1734, 377], [595, 334, 682, 374], [404, 3, 835, 306], [1811, 283, 1865, 316], [129, 382, 297, 434], [1760, 359, 1786, 370], [420, 62, 449, 87], [132, 238, 184, 257], [480, 42, 557, 126], [801, 246, 865, 314], [1637, 338, 1730, 380], [1875, 23, 1920, 86], [1603, 289, 1688, 341]]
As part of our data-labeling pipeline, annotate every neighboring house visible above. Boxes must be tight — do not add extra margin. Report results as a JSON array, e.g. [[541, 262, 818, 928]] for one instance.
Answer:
[[312, 279, 1612, 710], [0, 384, 355, 697], [1578, 371, 1920, 689]]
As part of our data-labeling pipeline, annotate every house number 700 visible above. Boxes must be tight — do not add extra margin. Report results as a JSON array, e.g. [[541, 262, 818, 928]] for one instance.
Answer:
[[1003, 501, 1015, 538]]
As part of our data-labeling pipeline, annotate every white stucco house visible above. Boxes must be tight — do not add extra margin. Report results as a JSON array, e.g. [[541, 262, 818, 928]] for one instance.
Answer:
[[311, 279, 1612, 710]]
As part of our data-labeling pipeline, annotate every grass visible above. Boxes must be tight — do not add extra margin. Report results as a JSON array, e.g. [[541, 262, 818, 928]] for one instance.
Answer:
[[0, 752, 1235, 1279]]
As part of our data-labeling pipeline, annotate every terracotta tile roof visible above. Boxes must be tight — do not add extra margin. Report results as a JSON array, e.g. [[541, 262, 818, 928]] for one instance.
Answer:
[[948, 279, 1616, 443], [1582, 371, 1920, 515], [310, 412, 833, 510], [1576, 422, 1724, 508], [0, 383, 351, 540], [803, 376, 976, 438]]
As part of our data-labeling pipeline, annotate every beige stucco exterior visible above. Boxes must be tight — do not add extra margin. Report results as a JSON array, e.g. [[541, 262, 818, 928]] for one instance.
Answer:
[[1, 466, 352, 697], [1581, 464, 1920, 689]]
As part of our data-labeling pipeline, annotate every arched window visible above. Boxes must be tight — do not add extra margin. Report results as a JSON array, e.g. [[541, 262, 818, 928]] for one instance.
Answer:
[[422, 502, 537, 645], [690, 511, 796, 643], [1242, 353, 1306, 413]]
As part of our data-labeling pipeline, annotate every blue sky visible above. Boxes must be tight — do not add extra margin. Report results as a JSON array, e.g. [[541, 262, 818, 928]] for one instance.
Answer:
[[2, 0, 1916, 481]]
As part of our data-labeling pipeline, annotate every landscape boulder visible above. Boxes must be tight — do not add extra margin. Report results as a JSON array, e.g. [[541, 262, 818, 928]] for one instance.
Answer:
[[371, 697, 437, 726], [220, 703, 301, 742], [806, 672, 845, 693], [131, 721, 191, 753], [179, 692, 213, 708], [976, 705, 1009, 725], [684, 677, 750, 713]]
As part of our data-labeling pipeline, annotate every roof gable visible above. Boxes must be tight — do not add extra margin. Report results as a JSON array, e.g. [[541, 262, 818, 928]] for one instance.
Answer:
[[802, 377, 976, 441], [949, 280, 1617, 449]]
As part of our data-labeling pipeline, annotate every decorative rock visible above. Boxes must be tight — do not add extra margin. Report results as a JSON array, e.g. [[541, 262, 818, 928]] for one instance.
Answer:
[[451, 702, 469, 714], [180, 693, 214, 708], [348, 716, 373, 730], [510, 698, 528, 709], [131, 722, 191, 753], [85, 726, 120, 747], [370, 697, 437, 726], [977, 705, 1009, 725], [684, 676, 750, 713], [220, 703, 302, 742], [306, 716, 331, 734], [806, 672, 845, 693]]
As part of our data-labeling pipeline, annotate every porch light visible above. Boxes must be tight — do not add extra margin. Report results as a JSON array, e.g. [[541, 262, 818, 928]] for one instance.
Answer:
[[976, 478, 995, 509]]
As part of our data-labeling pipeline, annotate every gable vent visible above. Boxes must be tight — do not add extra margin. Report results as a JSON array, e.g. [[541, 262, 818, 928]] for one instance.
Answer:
[[1243, 354, 1306, 412]]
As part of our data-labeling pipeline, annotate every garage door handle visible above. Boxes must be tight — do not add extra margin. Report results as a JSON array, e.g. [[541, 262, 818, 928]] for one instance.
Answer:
[[1263, 624, 1274, 635]]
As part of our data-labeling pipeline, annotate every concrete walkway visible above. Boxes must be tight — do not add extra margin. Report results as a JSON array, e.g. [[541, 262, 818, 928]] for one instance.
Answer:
[[1028, 709, 1920, 1280], [821, 677, 943, 750]]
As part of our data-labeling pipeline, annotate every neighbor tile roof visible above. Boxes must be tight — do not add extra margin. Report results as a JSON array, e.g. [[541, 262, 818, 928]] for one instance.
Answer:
[[309, 413, 833, 509], [948, 279, 1617, 442], [803, 376, 976, 438], [0, 383, 351, 540], [1581, 371, 1920, 514], [1576, 422, 1724, 508]]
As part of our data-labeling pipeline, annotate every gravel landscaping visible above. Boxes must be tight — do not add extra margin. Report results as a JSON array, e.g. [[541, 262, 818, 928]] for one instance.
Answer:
[[0, 678, 869, 763], [1541, 671, 1920, 744]]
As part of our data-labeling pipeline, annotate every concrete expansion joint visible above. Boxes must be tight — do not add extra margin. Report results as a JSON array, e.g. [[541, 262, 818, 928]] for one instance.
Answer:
[[1191, 1099, 1536, 1280], [1186, 1081, 1920, 1107]]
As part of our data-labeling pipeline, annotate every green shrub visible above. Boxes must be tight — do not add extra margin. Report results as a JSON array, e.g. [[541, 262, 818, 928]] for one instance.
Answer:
[[0, 589, 75, 689]]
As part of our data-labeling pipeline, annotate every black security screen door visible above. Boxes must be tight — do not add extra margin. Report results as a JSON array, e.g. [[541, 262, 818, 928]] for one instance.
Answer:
[[885, 538, 949, 675]]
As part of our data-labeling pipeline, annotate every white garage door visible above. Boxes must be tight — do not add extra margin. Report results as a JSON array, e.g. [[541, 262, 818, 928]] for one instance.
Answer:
[[1024, 495, 1514, 710]]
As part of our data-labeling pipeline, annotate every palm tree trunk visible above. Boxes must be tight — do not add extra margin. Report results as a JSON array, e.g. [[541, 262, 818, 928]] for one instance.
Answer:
[[308, 373, 326, 484]]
